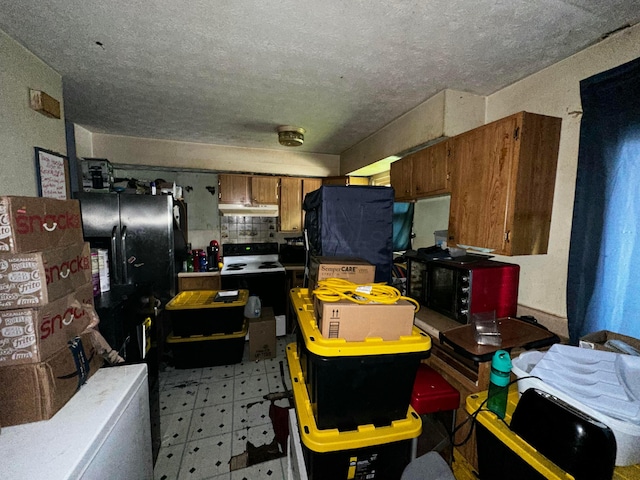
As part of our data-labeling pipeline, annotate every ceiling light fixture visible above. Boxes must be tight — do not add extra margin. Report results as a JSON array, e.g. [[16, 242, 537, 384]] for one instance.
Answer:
[[277, 125, 305, 147]]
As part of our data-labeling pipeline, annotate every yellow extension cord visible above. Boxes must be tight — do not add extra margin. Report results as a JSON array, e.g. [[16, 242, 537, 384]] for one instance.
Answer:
[[312, 277, 420, 311]]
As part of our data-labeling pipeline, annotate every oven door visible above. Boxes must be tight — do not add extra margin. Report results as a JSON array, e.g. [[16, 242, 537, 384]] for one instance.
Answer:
[[221, 271, 287, 316]]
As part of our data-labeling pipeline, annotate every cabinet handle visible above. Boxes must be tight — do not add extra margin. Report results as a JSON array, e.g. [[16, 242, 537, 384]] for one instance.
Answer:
[[504, 231, 510, 242]]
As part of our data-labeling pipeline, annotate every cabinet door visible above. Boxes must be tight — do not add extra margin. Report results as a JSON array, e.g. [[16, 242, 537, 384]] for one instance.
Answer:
[[302, 178, 322, 199], [218, 174, 250, 204], [448, 112, 560, 255], [412, 140, 450, 197], [448, 116, 519, 253], [322, 176, 369, 186], [302, 178, 322, 227], [251, 176, 279, 204], [390, 157, 412, 200], [279, 177, 303, 232]]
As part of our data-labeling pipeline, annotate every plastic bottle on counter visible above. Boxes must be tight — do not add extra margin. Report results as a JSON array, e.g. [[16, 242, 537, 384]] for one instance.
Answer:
[[186, 248, 194, 272], [244, 295, 261, 318], [199, 250, 208, 272], [192, 249, 201, 272], [487, 350, 512, 419]]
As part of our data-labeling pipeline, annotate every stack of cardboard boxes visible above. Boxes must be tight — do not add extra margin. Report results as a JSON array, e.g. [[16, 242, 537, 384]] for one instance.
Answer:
[[308, 256, 416, 341], [0, 196, 102, 427]]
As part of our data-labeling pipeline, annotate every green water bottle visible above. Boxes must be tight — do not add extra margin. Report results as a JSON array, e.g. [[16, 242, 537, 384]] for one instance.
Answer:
[[487, 350, 512, 419]]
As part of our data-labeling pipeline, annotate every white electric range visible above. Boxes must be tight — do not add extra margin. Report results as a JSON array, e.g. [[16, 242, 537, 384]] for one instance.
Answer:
[[220, 242, 287, 315]]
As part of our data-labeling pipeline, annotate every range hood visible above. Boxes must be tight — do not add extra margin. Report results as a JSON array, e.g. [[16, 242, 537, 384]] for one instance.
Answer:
[[218, 203, 279, 217]]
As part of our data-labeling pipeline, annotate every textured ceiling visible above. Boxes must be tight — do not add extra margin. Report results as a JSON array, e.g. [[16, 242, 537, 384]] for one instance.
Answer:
[[1, 0, 638, 155]]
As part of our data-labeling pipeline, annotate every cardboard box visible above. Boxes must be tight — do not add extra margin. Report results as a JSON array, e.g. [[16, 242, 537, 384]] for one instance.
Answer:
[[0, 196, 83, 253], [0, 282, 94, 366], [0, 242, 92, 310], [0, 332, 102, 427], [579, 330, 640, 355], [315, 298, 416, 341], [249, 307, 276, 361], [308, 256, 376, 292]]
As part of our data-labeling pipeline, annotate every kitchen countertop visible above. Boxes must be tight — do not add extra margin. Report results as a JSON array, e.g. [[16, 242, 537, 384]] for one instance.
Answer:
[[178, 271, 221, 277], [282, 263, 305, 271], [414, 306, 461, 338]]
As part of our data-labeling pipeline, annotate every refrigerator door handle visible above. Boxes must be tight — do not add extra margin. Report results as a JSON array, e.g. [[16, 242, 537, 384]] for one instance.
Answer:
[[110, 226, 121, 284], [121, 225, 128, 284]]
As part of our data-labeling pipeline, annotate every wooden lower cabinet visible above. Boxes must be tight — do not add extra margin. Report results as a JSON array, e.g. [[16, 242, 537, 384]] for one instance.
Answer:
[[177, 273, 221, 292], [425, 341, 491, 473]]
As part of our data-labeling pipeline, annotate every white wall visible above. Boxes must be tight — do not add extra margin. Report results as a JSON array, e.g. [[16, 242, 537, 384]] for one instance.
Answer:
[[340, 89, 486, 175], [0, 30, 66, 196], [412, 196, 451, 250], [483, 24, 640, 326], [74, 124, 94, 159], [91, 133, 340, 178]]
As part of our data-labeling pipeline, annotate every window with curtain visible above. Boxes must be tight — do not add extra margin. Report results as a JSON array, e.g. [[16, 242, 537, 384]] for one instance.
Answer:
[[567, 55, 640, 344], [392, 202, 414, 251]]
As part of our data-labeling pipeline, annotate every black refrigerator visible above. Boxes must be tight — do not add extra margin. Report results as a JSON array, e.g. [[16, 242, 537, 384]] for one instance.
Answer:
[[76, 192, 187, 301], [303, 185, 394, 284], [76, 192, 187, 465]]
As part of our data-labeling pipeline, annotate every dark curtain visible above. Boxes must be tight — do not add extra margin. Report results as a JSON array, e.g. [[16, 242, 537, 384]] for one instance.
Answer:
[[392, 202, 414, 251], [567, 56, 640, 344]]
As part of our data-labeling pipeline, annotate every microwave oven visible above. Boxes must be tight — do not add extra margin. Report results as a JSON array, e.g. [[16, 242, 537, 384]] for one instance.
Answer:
[[406, 253, 520, 324]]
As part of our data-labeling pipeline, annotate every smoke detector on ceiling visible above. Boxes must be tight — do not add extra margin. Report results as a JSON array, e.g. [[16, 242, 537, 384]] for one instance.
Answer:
[[277, 125, 305, 147]]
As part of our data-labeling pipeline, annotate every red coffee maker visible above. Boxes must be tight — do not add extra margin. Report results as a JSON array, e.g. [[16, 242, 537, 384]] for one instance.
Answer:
[[207, 240, 220, 271]]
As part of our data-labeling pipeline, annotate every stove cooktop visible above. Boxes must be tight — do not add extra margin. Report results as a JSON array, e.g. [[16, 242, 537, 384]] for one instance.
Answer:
[[221, 243, 285, 275]]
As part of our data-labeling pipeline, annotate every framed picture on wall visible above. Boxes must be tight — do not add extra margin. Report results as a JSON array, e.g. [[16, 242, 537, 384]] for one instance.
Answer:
[[35, 147, 70, 200]]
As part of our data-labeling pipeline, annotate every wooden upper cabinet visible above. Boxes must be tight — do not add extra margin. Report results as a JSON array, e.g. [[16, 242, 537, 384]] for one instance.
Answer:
[[302, 178, 322, 201], [413, 140, 450, 197], [390, 157, 413, 200], [447, 111, 561, 256], [322, 176, 369, 186], [218, 174, 250, 204], [390, 141, 450, 201], [302, 177, 322, 226], [279, 177, 303, 232], [251, 176, 279, 204]]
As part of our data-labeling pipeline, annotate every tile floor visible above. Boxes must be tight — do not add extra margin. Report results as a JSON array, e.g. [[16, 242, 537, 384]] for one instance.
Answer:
[[154, 335, 296, 480]]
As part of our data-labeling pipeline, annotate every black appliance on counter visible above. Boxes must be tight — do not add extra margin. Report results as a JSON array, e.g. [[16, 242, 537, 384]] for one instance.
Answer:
[[303, 185, 394, 283], [220, 242, 286, 316]]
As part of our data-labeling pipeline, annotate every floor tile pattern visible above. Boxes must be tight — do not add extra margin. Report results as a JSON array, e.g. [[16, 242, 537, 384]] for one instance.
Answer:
[[154, 335, 294, 480]]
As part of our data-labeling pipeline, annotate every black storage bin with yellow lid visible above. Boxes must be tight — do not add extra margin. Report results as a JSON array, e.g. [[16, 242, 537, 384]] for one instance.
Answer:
[[166, 289, 248, 337], [291, 288, 431, 431], [287, 343, 422, 479], [467, 387, 618, 480], [166, 320, 247, 368]]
